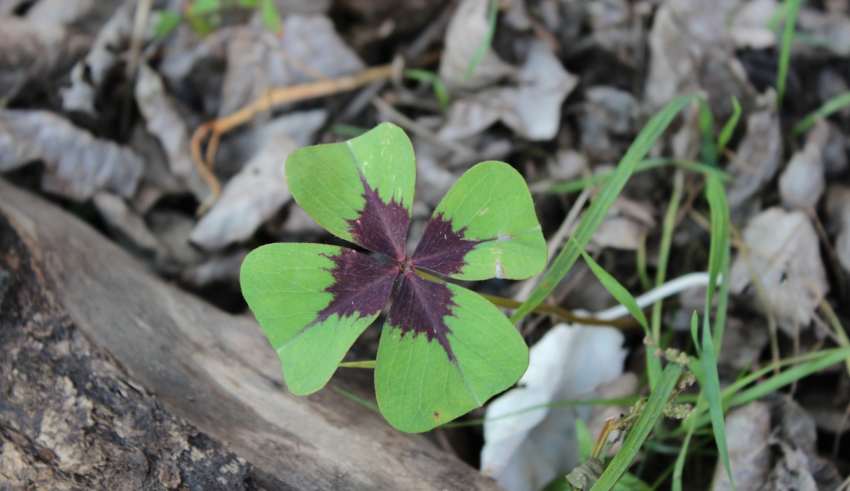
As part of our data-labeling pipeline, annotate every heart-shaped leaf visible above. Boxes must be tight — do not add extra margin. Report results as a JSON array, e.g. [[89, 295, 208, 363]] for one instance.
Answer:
[[242, 124, 545, 433], [240, 243, 397, 394], [285, 122, 415, 259], [412, 161, 546, 280], [375, 273, 529, 432]]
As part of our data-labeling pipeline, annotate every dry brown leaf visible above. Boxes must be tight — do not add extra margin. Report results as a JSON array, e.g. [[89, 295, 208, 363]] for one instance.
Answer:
[[148, 211, 202, 272], [0, 0, 27, 14], [798, 8, 850, 57], [719, 318, 769, 371], [0, 16, 88, 100], [182, 250, 247, 288], [768, 444, 818, 491], [730, 208, 828, 333], [281, 203, 324, 237], [645, 0, 754, 115], [592, 196, 655, 251], [826, 185, 850, 273], [439, 41, 577, 141], [61, 2, 136, 114], [135, 64, 209, 202], [711, 402, 771, 491], [0, 109, 144, 201], [580, 86, 639, 161], [93, 192, 162, 255], [779, 121, 827, 210], [414, 138, 458, 207], [26, 0, 97, 26], [218, 14, 363, 117], [190, 110, 326, 251], [728, 107, 783, 207], [730, 0, 778, 49], [439, 0, 515, 91]]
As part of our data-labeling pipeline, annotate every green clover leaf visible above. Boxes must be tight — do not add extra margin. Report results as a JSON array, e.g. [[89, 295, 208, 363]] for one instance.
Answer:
[[240, 122, 546, 432]]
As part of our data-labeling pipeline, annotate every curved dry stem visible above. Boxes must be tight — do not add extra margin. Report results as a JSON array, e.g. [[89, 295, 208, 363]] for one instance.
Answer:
[[190, 64, 396, 213]]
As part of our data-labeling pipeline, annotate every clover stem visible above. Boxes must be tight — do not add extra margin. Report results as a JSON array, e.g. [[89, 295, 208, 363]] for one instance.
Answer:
[[480, 293, 637, 329], [338, 360, 377, 369]]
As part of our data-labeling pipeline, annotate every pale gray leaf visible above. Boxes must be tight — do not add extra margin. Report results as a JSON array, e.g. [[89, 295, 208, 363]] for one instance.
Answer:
[[0, 109, 144, 201], [190, 110, 326, 251]]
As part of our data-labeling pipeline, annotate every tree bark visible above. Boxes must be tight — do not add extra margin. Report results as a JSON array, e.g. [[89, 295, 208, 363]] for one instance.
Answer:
[[0, 180, 498, 490]]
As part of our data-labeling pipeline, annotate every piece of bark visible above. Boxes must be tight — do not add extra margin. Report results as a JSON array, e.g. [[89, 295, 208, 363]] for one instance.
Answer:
[[0, 179, 498, 490]]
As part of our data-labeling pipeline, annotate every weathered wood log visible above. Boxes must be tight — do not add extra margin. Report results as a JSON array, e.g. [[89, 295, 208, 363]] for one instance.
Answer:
[[0, 179, 499, 490]]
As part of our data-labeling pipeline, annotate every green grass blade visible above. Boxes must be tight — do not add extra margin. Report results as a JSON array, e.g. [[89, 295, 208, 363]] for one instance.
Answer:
[[697, 100, 718, 166], [717, 96, 742, 154], [671, 422, 696, 491], [726, 348, 850, 407], [793, 91, 850, 134], [404, 69, 451, 110], [580, 238, 662, 393], [465, 0, 499, 80], [577, 419, 594, 459], [776, 0, 802, 104], [446, 396, 639, 428], [591, 363, 684, 491], [258, 0, 282, 33], [700, 172, 734, 487], [687, 347, 850, 429], [579, 244, 649, 333], [698, 311, 733, 489], [338, 360, 377, 369], [538, 158, 727, 195], [703, 176, 730, 324], [153, 10, 182, 40], [512, 95, 697, 324], [651, 170, 684, 344]]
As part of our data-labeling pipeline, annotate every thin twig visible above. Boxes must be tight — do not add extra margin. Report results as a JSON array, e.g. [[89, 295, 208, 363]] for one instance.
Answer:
[[190, 64, 396, 210], [480, 293, 636, 329]]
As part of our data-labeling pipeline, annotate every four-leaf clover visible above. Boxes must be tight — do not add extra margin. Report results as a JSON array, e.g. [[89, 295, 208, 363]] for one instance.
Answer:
[[240, 123, 547, 432]]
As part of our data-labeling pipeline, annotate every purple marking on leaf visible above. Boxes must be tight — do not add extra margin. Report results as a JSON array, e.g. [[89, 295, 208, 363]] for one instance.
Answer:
[[387, 272, 456, 361], [316, 248, 399, 322], [411, 214, 482, 276], [349, 176, 410, 261]]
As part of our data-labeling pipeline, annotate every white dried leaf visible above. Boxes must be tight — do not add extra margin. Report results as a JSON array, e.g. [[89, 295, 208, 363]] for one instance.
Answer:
[[767, 444, 818, 491], [480, 324, 627, 491], [730, 0, 778, 49], [135, 64, 209, 202], [190, 110, 326, 251], [219, 15, 363, 117], [0, 0, 27, 14], [61, 2, 136, 114], [779, 122, 827, 210], [592, 197, 655, 251], [440, 41, 577, 141], [282, 204, 325, 236], [645, 0, 754, 113], [798, 8, 850, 57], [728, 109, 783, 207], [439, 0, 515, 91], [0, 109, 144, 201], [0, 16, 88, 100], [826, 186, 850, 274], [26, 0, 97, 27], [93, 192, 162, 254], [182, 250, 247, 288], [730, 208, 828, 332]]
